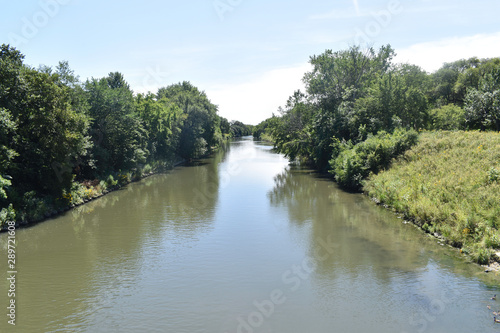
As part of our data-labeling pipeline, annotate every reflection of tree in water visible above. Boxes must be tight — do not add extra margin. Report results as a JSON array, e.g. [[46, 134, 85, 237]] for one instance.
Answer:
[[8, 149, 228, 332], [50, 144, 229, 261], [270, 166, 499, 285], [114, 145, 226, 242], [269, 167, 323, 226], [266, 166, 496, 325], [268, 166, 433, 281]]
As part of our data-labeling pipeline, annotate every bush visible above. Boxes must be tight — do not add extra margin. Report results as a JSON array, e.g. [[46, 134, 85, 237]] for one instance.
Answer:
[[20, 191, 50, 222], [143, 164, 153, 175], [0, 204, 16, 229], [429, 104, 465, 130], [488, 167, 500, 184], [329, 128, 418, 191], [106, 175, 118, 187]]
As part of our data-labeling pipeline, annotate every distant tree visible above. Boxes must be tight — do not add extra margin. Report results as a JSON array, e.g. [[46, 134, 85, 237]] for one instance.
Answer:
[[135, 93, 183, 161], [158, 81, 222, 158], [270, 91, 315, 162], [220, 117, 231, 137], [253, 117, 274, 141], [230, 120, 253, 137]]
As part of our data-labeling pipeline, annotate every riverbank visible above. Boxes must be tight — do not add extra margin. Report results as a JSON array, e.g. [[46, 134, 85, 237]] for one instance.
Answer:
[[0, 159, 186, 232], [363, 131, 500, 266]]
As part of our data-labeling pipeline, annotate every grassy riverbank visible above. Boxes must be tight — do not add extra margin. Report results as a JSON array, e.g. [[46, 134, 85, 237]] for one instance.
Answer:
[[364, 131, 500, 264], [0, 159, 184, 230]]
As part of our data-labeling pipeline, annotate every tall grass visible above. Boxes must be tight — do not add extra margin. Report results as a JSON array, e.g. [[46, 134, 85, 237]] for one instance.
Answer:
[[364, 131, 500, 264]]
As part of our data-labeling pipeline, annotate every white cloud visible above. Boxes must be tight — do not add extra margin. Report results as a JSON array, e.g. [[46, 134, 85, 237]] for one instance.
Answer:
[[394, 32, 500, 72], [206, 63, 311, 125]]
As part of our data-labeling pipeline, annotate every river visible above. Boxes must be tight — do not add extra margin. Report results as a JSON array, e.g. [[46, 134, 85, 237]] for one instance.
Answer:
[[1, 137, 499, 332]]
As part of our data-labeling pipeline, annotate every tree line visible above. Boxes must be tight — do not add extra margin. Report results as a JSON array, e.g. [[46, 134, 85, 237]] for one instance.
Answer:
[[257, 45, 500, 189], [0, 44, 251, 225]]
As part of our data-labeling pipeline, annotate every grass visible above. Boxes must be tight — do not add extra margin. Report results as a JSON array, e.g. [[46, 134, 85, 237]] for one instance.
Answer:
[[364, 130, 500, 264]]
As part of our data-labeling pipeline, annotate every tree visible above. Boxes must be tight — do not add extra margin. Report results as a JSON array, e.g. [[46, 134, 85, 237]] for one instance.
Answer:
[[271, 91, 316, 162], [220, 117, 231, 137], [135, 93, 183, 161], [300, 45, 396, 170], [0, 108, 17, 206], [178, 105, 209, 159], [230, 120, 253, 137], [85, 73, 147, 175], [158, 82, 222, 158], [464, 68, 500, 131], [253, 117, 274, 141], [0, 45, 91, 195], [304, 45, 395, 108]]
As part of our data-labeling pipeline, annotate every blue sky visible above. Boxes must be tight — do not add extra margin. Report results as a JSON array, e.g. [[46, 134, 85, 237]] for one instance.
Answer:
[[1, 0, 500, 124]]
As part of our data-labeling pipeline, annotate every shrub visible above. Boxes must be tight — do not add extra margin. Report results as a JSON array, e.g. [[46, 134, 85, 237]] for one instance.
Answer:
[[429, 104, 465, 130], [143, 164, 153, 175], [20, 191, 50, 222], [0, 204, 16, 229], [488, 167, 500, 184], [106, 175, 118, 187], [329, 128, 418, 191], [99, 180, 107, 191]]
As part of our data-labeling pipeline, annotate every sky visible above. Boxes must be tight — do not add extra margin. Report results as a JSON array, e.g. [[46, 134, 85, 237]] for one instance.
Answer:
[[1, 0, 500, 125]]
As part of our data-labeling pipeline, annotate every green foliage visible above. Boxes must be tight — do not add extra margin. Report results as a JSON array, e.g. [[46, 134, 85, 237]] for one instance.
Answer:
[[135, 93, 183, 161], [85, 73, 147, 174], [329, 129, 418, 191], [0, 175, 11, 201], [270, 45, 430, 171], [19, 191, 50, 222], [354, 64, 430, 132], [364, 131, 500, 263], [0, 107, 17, 163], [253, 117, 274, 141], [299, 45, 396, 169], [269, 47, 499, 191], [142, 164, 153, 175], [269, 91, 315, 162], [158, 81, 222, 156], [0, 204, 16, 229], [230, 121, 253, 137], [0, 45, 91, 196], [220, 117, 231, 137], [464, 68, 500, 131], [488, 167, 500, 184], [0, 45, 232, 226], [429, 103, 465, 130], [105, 174, 118, 188]]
